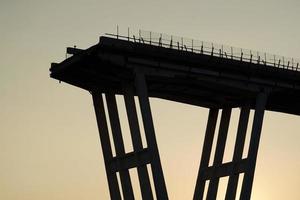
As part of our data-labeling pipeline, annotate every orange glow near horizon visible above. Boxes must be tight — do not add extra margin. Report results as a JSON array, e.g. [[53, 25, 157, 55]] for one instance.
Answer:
[[1, 0, 300, 199]]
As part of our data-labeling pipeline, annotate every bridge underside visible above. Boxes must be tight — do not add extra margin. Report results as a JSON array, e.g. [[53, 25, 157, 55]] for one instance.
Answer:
[[50, 37, 300, 200]]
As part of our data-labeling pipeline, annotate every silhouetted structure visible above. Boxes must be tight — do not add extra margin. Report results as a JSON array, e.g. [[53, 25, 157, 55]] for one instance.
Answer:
[[50, 31, 300, 200]]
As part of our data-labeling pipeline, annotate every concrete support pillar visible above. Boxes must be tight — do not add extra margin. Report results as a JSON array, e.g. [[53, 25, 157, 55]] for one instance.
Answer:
[[123, 83, 154, 200], [92, 73, 168, 200], [92, 93, 122, 200], [135, 72, 169, 200], [225, 106, 250, 200], [193, 93, 266, 200], [193, 108, 219, 200], [206, 108, 232, 200], [105, 93, 135, 200], [240, 92, 268, 200], [93, 82, 267, 200]]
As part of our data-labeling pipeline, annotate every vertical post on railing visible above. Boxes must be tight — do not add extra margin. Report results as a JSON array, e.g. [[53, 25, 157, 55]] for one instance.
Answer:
[[150, 32, 152, 45], [117, 25, 119, 39], [211, 43, 214, 56], [201, 41, 204, 54], [181, 37, 183, 50], [292, 58, 294, 70], [139, 29, 141, 43], [221, 45, 224, 57], [240, 48, 243, 61], [192, 39, 194, 52], [274, 55, 276, 67], [249, 50, 252, 63], [297, 63, 299, 71], [127, 27, 130, 41], [278, 60, 281, 68], [264, 53, 267, 65], [283, 56, 285, 68], [231, 47, 233, 59], [159, 33, 162, 47]]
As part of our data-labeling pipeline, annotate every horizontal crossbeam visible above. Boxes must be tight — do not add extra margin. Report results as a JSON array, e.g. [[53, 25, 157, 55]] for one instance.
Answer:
[[110, 148, 152, 173], [201, 159, 248, 180]]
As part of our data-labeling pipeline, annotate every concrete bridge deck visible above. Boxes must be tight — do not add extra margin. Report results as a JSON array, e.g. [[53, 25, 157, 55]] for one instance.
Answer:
[[51, 36, 300, 115]]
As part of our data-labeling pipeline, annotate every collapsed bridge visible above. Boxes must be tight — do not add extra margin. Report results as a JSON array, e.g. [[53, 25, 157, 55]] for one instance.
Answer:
[[50, 31, 300, 200]]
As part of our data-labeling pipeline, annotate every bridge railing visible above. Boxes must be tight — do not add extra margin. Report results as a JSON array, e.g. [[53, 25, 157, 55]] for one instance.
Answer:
[[105, 29, 300, 71]]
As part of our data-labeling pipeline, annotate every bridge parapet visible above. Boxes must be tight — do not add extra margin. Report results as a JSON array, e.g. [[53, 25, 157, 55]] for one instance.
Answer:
[[102, 28, 299, 71]]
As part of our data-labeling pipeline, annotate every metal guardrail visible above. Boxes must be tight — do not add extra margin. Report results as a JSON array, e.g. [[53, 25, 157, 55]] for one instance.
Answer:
[[103, 28, 300, 71]]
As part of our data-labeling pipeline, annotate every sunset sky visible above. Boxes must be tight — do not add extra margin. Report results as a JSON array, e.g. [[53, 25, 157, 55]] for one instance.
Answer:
[[1, 0, 300, 199]]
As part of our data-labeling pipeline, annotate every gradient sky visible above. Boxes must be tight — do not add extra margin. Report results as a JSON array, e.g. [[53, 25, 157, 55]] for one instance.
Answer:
[[1, 0, 300, 199]]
